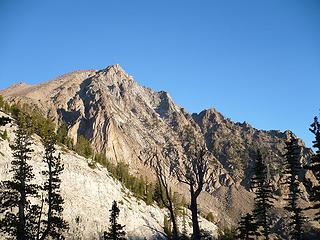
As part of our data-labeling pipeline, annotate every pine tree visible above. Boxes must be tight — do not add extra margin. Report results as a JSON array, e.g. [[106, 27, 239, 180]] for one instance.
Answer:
[[56, 122, 73, 149], [0, 116, 11, 126], [74, 135, 93, 158], [0, 95, 4, 109], [251, 150, 274, 239], [145, 183, 154, 205], [1, 129, 8, 140], [236, 213, 257, 240], [104, 201, 126, 240], [305, 116, 320, 221], [0, 112, 40, 239], [283, 134, 305, 240], [38, 129, 68, 239]]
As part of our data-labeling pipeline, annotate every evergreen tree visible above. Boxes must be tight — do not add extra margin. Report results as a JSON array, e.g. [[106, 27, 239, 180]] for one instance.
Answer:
[[236, 213, 257, 240], [283, 134, 305, 240], [1, 129, 8, 140], [0, 116, 11, 126], [38, 129, 68, 239], [74, 135, 93, 158], [56, 122, 73, 149], [305, 116, 320, 221], [0, 113, 40, 239], [251, 150, 274, 239], [145, 182, 154, 205], [0, 94, 4, 109], [104, 201, 126, 240]]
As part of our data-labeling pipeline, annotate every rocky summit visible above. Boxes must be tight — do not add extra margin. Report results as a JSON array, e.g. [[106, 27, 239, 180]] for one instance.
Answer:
[[0, 64, 318, 238]]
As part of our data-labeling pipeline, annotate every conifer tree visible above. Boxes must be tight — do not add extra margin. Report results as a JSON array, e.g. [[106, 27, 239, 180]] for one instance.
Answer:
[[0, 112, 40, 239], [305, 116, 320, 221], [0, 94, 4, 109], [2, 129, 9, 140], [251, 150, 274, 239], [74, 135, 93, 158], [236, 213, 257, 240], [283, 134, 305, 240], [0, 116, 11, 126], [104, 201, 126, 240], [38, 129, 68, 240]]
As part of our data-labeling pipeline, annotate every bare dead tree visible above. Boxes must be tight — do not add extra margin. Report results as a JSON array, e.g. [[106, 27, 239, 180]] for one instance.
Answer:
[[144, 146, 180, 240], [172, 128, 212, 240]]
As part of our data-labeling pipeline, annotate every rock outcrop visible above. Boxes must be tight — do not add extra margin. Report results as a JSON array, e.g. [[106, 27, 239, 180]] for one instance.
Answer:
[[0, 64, 316, 228], [0, 112, 218, 239]]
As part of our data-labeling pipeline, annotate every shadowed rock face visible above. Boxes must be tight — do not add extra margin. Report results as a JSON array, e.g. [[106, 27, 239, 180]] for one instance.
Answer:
[[0, 64, 315, 228]]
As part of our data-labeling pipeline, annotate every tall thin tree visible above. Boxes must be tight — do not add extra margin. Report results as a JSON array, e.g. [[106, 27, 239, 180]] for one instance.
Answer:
[[236, 213, 257, 240], [0, 112, 40, 239], [104, 200, 126, 240], [38, 128, 68, 239], [283, 133, 305, 240], [251, 150, 274, 239], [305, 116, 320, 221]]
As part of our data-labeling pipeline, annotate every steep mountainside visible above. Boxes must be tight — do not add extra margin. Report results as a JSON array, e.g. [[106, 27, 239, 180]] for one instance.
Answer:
[[0, 64, 315, 228], [0, 112, 217, 239]]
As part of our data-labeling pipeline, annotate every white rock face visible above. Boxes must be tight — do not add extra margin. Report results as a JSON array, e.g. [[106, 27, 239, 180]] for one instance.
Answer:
[[0, 113, 218, 239]]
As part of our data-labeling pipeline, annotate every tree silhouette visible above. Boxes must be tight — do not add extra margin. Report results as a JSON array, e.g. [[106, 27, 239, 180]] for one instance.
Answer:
[[0, 112, 40, 239], [283, 133, 305, 240], [251, 150, 274, 239], [104, 201, 126, 240], [172, 127, 212, 240], [0, 116, 11, 126], [305, 116, 320, 222], [236, 213, 257, 240], [38, 129, 68, 239], [144, 145, 179, 240]]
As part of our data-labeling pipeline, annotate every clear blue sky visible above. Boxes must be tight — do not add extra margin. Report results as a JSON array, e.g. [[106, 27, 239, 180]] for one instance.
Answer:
[[1, 0, 319, 147]]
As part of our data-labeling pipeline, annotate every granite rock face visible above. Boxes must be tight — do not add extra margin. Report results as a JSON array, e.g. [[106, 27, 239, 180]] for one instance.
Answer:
[[0, 64, 315, 228]]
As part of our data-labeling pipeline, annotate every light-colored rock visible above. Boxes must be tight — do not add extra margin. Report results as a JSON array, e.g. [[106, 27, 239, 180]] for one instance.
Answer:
[[0, 113, 218, 239], [0, 64, 316, 231]]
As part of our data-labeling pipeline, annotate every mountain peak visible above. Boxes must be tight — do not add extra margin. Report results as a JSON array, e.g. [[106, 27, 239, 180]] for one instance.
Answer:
[[104, 63, 123, 72], [96, 64, 133, 84]]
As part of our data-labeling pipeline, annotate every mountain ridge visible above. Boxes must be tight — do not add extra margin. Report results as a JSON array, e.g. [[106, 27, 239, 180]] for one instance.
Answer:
[[0, 64, 315, 231]]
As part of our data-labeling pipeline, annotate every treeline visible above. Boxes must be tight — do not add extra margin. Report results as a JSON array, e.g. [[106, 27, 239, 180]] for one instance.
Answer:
[[0, 96, 55, 140]]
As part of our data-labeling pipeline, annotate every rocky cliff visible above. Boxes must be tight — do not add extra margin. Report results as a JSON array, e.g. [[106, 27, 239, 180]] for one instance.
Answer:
[[0, 64, 315, 230], [0, 112, 218, 239]]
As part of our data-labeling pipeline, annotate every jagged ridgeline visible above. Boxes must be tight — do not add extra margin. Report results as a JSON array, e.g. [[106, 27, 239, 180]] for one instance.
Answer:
[[0, 64, 318, 237]]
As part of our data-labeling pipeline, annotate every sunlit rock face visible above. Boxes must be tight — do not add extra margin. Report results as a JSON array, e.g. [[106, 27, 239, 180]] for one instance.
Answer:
[[1, 64, 316, 233], [0, 113, 218, 239]]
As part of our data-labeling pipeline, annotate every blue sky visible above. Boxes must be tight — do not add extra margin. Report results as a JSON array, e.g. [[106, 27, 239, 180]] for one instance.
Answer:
[[0, 0, 319, 147]]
